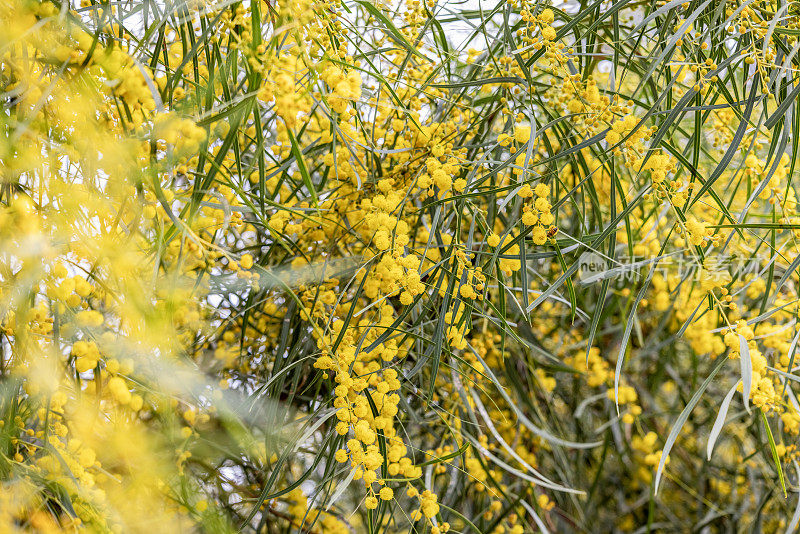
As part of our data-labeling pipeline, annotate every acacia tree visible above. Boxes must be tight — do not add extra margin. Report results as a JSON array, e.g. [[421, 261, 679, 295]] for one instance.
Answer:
[[1, 0, 800, 532]]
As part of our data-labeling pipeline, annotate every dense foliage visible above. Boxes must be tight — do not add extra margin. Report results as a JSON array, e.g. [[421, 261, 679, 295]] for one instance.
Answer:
[[4, 0, 800, 531]]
